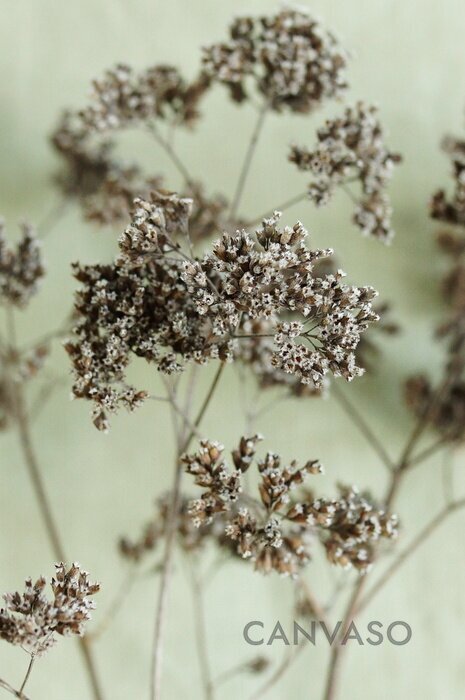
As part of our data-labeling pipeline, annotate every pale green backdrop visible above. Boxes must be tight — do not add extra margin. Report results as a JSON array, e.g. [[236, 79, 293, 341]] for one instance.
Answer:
[[1, 1, 465, 698]]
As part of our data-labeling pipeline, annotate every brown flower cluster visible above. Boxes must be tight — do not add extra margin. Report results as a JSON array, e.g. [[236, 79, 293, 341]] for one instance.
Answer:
[[290, 103, 401, 242], [65, 192, 235, 430], [183, 436, 397, 576], [431, 134, 465, 227], [183, 211, 379, 388], [67, 195, 377, 429], [0, 563, 99, 656], [289, 485, 398, 573], [203, 8, 348, 113], [0, 221, 44, 308], [78, 64, 209, 133]]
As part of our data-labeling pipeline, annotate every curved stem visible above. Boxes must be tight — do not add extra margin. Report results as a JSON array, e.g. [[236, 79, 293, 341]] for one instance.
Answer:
[[150, 362, 226, 700], [18, 656, 34, 697], [230, 104, 268, 220], [187, 557, 214, 700], [246, 191, 309, 228], [332, 384, 394, 471], [358, 498, 465, 613]]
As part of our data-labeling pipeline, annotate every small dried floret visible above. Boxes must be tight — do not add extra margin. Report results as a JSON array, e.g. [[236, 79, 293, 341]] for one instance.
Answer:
[[0, 221, 44, 308], [183, 211, 378, 388], [0, 563, 99, 656], [289, 103, 401, 242], [68, 199, 377, 429], [203, 9, 348, 113], [79, 64, 209, 132], [182, 440, 246, 525]]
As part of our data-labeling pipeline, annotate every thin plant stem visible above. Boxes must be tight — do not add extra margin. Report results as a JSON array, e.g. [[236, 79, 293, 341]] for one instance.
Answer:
[[357, 498, 465, 613], [88, 566, 138, 641], [186, 557, 214, 700], [147, 123, 194, 189], [150, 362, 226, 700], [319, 363, 464, 700], [230, 103, 269, 220], [322, 577, 367, 700], [332, 384, 394, 471], [38, 197, 71, 240], [246, 191, 309, 228], [18, 656, 34, 696], [0, 677, 30, 699], [298, 577, 329, 628]]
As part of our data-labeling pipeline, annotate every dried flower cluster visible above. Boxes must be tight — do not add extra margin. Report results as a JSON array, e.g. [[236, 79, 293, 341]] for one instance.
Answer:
[[296, 485, 398, 572], [182, 436, 397, 576], [78, 64, 209, 133], [66, 196, 377, 429], [290, 103, 401, 242], [51, 111, 115, 200], [404, 354, 465, 443], [0, 221, 44, 308], [403, 124, 465, 440], [431, 134, 465, 227], [203, 8, 348, 113], [0, 564, 99, 656], [184, 211, 378, 385]]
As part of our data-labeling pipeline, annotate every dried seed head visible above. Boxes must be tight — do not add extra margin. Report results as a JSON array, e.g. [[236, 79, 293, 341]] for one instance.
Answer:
[[290, 103, 401, 242], [79, 64, 209, 133], [203, 9, 348, 113], [0, 564, 99, 656]]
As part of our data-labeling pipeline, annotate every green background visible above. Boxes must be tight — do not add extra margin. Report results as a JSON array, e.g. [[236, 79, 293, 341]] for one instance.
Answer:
[[1, 1, 465, 698]]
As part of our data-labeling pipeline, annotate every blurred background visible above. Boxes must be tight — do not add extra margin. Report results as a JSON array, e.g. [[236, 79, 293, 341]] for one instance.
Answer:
[[1, 0, 465, 698]]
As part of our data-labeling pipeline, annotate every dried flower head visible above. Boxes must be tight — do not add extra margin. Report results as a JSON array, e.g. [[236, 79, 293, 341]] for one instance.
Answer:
[[0, 221, 44, 308], [79, 64, 209, 133], [288, 484, 398, 573], [431, 134, 465, 227], [289, 103, 401, 242], [66, 191, 236, 430], [203, 8, 348, 113], [0, 563, 99, 656], [183, 436, 398, 577], [183, 211, 379, 387]]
